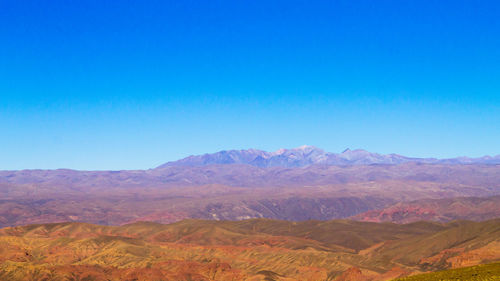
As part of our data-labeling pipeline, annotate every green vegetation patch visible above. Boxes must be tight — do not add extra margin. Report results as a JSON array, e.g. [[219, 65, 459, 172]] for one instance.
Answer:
[[393, 262, 500, 281]]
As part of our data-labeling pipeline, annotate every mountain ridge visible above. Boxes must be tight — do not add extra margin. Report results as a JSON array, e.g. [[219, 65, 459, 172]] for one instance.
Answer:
[[157, 146, 500, 168]]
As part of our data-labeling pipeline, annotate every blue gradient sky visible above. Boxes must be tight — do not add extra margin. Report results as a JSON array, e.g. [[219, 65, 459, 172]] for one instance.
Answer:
[[1, 0, 499, 170]]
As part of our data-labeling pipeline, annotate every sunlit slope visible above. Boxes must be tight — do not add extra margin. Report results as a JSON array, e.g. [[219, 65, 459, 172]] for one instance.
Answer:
[[0, 219, 498, 280], [392, 262, 500, 281], [367, 220, 500, 268]]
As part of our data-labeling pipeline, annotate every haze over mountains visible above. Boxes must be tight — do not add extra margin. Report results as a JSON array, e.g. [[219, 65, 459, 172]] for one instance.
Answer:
[[0, 146, 499, 228], [159, 146, 500, 168]]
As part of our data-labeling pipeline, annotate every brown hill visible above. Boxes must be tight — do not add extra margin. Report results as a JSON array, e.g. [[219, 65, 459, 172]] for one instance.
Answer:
[[0, 219, 498, 280], [351, 195, 500, 224]]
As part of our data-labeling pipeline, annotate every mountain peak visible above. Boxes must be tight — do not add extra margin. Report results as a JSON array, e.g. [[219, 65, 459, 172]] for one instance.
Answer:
[[296, 145, 316, 150], [292, 145, 323, 153], [156, 147, 500, 169]]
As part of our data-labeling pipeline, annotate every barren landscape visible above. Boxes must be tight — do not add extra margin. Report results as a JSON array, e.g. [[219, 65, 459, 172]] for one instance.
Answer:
[[1, 147, 499, 227], [0, 147, 499, 280], [1, 218, 499, 280], [4, 1, 500, 279]]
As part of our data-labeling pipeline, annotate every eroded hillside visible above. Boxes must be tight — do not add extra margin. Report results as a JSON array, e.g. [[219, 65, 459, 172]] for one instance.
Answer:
[[0, 219, 498, 281]]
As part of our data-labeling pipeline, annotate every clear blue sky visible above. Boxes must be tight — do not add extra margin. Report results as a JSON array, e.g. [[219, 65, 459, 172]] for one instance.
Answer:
[[1, 0, 499, 170]]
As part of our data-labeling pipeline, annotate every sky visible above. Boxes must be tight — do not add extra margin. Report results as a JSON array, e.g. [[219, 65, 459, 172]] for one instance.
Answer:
[[1, 0, 499, 170]]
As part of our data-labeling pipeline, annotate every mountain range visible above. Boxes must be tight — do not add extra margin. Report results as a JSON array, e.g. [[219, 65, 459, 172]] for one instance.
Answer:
[[0, 147, 499, 228], [1, 146, 499, 280], [0, 154, 498, 228], [158, 146, 500, 168]]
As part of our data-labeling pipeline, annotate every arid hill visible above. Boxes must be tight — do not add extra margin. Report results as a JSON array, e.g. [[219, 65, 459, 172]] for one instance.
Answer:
[[351, 195, 500, 223], [0, 218, 499, 280]]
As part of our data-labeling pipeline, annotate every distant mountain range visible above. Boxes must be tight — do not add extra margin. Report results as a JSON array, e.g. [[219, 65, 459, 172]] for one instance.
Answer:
[[0, 145, 499, 229], [158, 145, 500, 168]]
